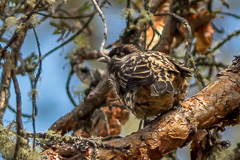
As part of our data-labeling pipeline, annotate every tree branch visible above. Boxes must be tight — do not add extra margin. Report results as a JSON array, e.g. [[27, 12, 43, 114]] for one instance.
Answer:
[[38, 0, 108, 19], [205, 29, 240, 55], [0, 58, 11, 124], [11, 69, 23, 159], [91, 0, 110, 61], [49, 75, 111, 134], [42, 56, 240, 159], [43, 15, 94, 59]]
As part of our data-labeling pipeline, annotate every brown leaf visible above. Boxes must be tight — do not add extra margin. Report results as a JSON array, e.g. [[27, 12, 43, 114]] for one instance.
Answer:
[[186, 10, 215, 54], [195, 21, 214, 54], [73, 91, 129, 137], [146, 1, 170, 50]]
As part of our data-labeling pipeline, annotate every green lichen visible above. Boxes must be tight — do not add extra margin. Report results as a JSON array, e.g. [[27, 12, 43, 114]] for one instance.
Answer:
[[138, 10, 153, 25], [0, 125, 41, 160], [40, 130, 63, 145], [5, 16, 17, 32], [96, 137, 102, 144], [30, 14, 40, 28], [15, 14, 40, 38], [15, 21, 27, 37], [121, 8, 136, 18], [209, 140, 234, 160], [46, 0, 56, 5], [210, 147, 234, 160], [0, 127, 15, 159], [26, 0, 37, 7], [28, 89, 39, 99], [121, 8, 153, 30]]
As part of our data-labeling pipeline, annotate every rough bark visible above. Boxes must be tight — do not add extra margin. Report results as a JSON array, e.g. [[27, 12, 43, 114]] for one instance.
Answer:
[[99, 57, 240, 159], [41, 56, 240, 159]]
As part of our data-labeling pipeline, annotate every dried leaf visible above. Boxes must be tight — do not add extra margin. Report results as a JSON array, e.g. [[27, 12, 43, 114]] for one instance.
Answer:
[[186, 10, 215, 54], [195, 21, 214, 54], [73, 91, 129, 137]]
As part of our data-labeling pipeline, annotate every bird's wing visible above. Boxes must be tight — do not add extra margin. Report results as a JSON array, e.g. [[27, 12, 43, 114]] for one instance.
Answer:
[[147, 52, 180, 96], [116, 52, 180, 95], [116, 54, 155, 91], [166, 56, 192, 77]]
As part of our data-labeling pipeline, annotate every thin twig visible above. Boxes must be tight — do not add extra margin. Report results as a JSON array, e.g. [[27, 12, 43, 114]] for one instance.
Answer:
[[143, 0, 150, 51], [154, 13, 192, 66], [138, 120, 143, 131], [43, 15, 94, 59], [37, 0, 108, 19], [126, 0, 131, 29], [91, 0, 110, 61], [100, 108, 110, 136], [205, 29, 240, 55], [208, 0, 213, 12], [147, 20, 161, 50], [25, 132, 47, 138], [147, 30, 156, 50], [66, 69, 77, 107], [215, 11, 240, 19], [0, 7, 39, 57], [144, 23, 147, 51], [7, 105, 32, 118], [211, 22, 224, 33], [38, 12, 94, 19], [31, 25, 43, 150], [11, 69, 23, 159], [9, 0, 25, 16], [149, 20, 161, 36], [151, 38, 162, 50], [196, 61, 227, 68]]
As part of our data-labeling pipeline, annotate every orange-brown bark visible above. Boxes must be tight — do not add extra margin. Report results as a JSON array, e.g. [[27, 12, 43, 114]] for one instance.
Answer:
[[41, 57, 240, 159], [96, 59, 240, 159]]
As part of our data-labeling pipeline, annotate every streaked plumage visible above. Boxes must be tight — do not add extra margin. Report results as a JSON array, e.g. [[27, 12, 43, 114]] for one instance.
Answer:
[[106, 44, 192, 119]]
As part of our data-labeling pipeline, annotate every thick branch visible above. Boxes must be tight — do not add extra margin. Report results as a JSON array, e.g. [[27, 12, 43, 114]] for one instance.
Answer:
[[42, 56, 240, 159], [154, 15, 178, 54], [49, 76, 111, 134], [97, 58, 240, 159], [0, 60, 11, 124]]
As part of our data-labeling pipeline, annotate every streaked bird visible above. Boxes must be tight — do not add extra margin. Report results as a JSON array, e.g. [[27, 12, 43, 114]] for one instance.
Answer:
[[99, 44, 192, 120]]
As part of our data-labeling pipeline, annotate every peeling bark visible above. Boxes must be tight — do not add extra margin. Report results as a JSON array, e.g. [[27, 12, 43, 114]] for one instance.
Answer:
[[42, 57, 240, 159], [97, 60, 240, 159]]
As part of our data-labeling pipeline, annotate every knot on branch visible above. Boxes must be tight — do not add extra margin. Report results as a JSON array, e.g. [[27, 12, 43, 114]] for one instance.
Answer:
[[217, 56, 240, 78], [228, 55, 240, 73]]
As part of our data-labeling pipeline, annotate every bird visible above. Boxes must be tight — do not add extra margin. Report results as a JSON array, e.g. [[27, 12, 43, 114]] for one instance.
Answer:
[[99, 44, 192, 120]]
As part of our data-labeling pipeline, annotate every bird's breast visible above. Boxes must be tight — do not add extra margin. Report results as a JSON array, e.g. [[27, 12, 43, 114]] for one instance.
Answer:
[[133, 86, 175, 119]]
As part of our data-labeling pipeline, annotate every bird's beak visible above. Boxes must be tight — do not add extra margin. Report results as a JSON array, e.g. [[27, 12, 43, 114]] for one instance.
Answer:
[[97, 57, 109, 63]]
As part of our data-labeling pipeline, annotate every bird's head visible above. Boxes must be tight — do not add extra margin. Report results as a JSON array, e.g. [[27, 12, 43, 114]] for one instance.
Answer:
[[108, 44, 139, 59], [98, 44, 139, 63]]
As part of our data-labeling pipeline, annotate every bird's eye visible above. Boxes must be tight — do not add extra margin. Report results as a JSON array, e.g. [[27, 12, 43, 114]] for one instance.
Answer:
[[117, 52, 125, 58], [111, 52, 125, 59]]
